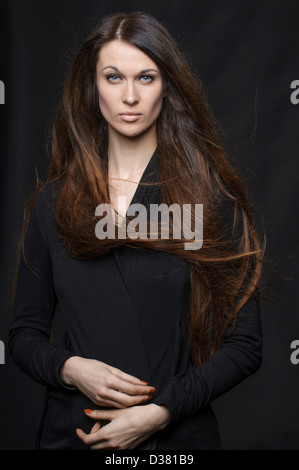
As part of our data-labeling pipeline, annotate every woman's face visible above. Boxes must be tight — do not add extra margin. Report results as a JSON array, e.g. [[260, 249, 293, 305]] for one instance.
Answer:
[[96, 40, 164, 139]]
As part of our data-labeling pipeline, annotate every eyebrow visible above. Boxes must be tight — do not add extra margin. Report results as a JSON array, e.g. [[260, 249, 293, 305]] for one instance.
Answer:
[[101, 66, 160, 74]]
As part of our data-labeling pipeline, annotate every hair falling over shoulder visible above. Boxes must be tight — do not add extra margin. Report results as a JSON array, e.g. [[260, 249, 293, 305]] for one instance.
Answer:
[[23, 12, 266, 366]]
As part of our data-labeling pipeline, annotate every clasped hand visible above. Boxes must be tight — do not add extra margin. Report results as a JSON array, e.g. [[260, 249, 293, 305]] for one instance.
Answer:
[[60, 356, 170, 449], [77, 403, 170, 450]]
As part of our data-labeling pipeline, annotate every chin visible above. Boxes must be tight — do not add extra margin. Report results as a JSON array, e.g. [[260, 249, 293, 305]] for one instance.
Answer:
[[115, 126, 152, 139]]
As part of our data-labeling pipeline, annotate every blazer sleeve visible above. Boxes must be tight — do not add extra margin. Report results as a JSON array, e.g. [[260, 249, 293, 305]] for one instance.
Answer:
[[9, 187, 75, 389], [153, 296, 262, 425]]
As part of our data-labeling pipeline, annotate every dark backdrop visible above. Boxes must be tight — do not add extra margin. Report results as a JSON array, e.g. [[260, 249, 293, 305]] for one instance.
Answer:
[[1, 0, 298, 450]]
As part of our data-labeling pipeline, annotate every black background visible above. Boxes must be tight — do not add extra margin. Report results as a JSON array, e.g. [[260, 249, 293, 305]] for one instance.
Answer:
[[0, 0, 298, 450]]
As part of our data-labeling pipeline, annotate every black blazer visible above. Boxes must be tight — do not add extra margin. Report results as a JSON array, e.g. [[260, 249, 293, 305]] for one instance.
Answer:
[[9, 151, 262, 450]]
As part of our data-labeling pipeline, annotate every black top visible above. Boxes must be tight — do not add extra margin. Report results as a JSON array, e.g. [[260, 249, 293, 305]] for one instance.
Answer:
[[9, 151, 262, 450]]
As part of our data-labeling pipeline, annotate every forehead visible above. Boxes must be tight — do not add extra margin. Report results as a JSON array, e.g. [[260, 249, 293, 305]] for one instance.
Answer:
[[97, 40, 159, 71]]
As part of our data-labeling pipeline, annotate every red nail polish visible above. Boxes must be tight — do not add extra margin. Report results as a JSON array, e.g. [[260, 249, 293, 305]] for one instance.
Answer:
[[84, 409, 94, 414], [150, 387, 157, 393], [140, 380, 149, 385]]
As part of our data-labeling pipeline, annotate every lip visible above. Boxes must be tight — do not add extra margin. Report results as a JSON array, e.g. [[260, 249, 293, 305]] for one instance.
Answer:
[[119, 112, 142, 122]]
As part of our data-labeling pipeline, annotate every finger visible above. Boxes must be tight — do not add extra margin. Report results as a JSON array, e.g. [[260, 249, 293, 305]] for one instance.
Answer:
[[108, 374, 157, 396], [109, 367, 150, 387], [76, 427, 108, 447], [84, 408, 116, 421], [76, 428, 88, 443], [88, 393, 152, 409], [89, 387, 154, 408], [103, 389, 154, 407], [90, 421, 101, 433], [84, 409, 116, 421]]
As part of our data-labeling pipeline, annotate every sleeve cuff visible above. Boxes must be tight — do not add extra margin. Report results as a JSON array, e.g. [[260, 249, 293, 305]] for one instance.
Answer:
[[50, 349, 77, 390], [152, 378, 190, 426]]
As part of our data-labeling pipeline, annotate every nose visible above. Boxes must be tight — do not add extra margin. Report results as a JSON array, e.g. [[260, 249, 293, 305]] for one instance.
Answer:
[[122, 81, 139, 105]]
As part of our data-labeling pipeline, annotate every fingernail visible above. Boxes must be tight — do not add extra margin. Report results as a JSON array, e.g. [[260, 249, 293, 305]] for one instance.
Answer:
[[148, 394, 153, 400], [150, 387, 157, 393], [140, 380, 149, 385], [84, 409, 94, 414]]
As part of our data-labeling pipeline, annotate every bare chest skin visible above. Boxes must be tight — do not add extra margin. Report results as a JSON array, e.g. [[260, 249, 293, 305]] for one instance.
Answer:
[[108, 174, 142, 223]]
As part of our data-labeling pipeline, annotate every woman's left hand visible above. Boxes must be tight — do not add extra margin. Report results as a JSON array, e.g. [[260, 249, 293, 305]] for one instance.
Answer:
[[76, 403, 171, 450]]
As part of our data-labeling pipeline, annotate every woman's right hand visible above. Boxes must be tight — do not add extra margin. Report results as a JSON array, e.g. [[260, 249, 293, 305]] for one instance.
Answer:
[[59, 356, 156, 408]]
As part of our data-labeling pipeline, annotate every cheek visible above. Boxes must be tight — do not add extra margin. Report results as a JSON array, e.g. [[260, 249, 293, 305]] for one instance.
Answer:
[[147, 89, 164, 116], [98, 93, 110, 115], [97, 85, 115, 116]]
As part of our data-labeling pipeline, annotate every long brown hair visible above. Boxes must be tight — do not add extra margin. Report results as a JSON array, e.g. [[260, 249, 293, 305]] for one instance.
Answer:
[[21, 12, 265, 365]]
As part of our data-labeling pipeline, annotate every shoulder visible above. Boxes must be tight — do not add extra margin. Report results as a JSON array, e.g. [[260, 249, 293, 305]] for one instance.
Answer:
[[33, 179, 61, 213], [29, 180, 62, 246]]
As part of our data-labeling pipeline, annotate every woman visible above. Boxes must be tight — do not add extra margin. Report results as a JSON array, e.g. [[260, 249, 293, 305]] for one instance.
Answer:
[[9, 12, 264, 450]]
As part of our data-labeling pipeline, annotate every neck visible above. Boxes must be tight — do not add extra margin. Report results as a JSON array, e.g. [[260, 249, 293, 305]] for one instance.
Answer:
[[107, 126, 157, 180]]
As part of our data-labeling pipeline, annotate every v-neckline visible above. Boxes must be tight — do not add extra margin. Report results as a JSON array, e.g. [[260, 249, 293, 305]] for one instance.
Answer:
[[107, 149, 159, 218], [128, 149, 159, 209]]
